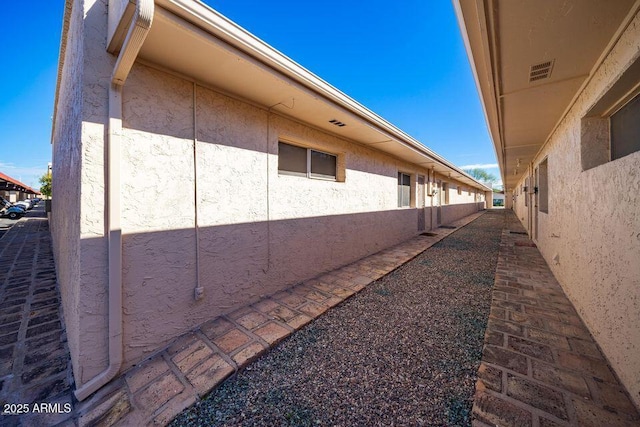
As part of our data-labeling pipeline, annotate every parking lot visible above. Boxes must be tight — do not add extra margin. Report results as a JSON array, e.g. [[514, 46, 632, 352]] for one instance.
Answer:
[[0, 202, 46, 239]]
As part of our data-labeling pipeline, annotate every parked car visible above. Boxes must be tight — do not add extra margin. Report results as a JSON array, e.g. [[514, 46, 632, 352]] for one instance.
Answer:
[[15, 201, 33, 210], [0, 205, 26, 220]]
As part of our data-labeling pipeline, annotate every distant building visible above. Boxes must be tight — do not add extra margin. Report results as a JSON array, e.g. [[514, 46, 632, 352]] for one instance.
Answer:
[[0, 171, 39, 202], [492, 191, 505, 207], [456, 0, 640, 408], [51, 0, 492, 400]]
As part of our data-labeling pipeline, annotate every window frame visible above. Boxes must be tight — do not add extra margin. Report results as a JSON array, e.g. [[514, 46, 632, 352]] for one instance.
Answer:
[[278, 141, 338, 181], [309, 148, 338, 180], [580, 57, 640, 171], [397, 172, 411, 208], [610, 92, 640, 161]]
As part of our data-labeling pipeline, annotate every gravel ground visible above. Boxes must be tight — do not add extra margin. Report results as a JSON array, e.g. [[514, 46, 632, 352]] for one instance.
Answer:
[[171, 210, 505, 426]]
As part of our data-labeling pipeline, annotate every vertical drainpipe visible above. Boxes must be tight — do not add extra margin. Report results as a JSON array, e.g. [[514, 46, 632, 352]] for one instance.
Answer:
[[264, 110, 272, 274], [74, 0, 154, 401], [193, 83, 204, 300]]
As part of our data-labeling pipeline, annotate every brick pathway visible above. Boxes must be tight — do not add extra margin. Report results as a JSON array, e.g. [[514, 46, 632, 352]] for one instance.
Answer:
[[472, 211, 640, 426], [0, 210, 75, 427]]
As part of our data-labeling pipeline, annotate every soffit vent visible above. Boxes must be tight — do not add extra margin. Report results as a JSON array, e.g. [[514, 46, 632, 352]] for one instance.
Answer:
[[329, 119, 346, 127], [529, 60, 554, 82]]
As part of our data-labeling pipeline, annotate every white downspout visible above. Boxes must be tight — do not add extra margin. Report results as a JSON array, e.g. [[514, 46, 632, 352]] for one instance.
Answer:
[[75, 0, 154, 401]]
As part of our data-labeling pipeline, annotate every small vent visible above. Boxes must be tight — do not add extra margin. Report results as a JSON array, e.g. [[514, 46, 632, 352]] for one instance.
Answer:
[[329, 119, 346, 127], [529, 60, 554, 82]]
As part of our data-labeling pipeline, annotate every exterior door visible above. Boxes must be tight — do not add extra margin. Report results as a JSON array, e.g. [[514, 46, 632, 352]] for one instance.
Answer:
[[417, 175, 425, 231]]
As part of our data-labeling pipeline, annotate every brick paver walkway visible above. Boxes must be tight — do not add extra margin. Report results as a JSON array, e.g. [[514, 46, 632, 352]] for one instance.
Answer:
[[0, 209, 75, 427], [3, 208, 639, 426], [472, 211, 640, 426]]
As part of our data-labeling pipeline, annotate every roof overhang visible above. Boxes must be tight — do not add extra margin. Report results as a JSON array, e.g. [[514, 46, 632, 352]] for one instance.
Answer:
[[101, 0, 491, 192], [0, 172, 39, 194], [454, 0, 640, 190]]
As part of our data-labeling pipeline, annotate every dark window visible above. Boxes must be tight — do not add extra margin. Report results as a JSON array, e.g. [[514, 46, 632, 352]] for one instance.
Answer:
[[310, 150, 337, 179], [611, 93, 640, 161], [278, 142, 337, 180], [278, 142, 307, 176]]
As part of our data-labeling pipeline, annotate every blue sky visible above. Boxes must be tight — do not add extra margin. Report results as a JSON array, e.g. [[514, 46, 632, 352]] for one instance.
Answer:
[[0, 0, 499, 190], [0, 1, 63, 190]]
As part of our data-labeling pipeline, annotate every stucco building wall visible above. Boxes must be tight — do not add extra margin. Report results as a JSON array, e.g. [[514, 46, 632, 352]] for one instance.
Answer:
[[447, 184, 477, 205], [76, 0, 119, 384], [441, 202, 485, 225], [512, 12, 640, 406], [52, 0, 119, 385], [512, 183, 528, 226], [114, 62, 484, 368], [50, 0, 85, 384], [52, 0, 486, 386]]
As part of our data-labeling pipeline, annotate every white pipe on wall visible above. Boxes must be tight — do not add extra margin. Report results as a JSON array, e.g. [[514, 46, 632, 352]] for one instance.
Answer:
[[74, 0, 154, 401], [193, 83, 204, 300]]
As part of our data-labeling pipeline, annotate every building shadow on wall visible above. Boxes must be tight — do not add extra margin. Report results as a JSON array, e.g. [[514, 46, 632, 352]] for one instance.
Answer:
[[77, 203, 483, 372]]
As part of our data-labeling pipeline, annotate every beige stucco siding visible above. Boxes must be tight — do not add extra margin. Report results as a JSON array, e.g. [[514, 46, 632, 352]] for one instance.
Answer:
[[195, 83, 269, 226], [512, 182, 528, 228], [446, 184, 476, 205], [75, 0, 117, 383], [441, 202, 484, 225], [114, 65, 480, 367], [52, 0, 485, 382], [51, 0, 84, 383], [119, 65, 198, 364], [512, 11, 640, 407], [52, 0, 116, 384]]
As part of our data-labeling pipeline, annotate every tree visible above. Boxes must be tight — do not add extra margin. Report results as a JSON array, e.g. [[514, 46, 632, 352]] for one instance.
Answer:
[[463, 168, 497, 185], [39, 173, 52, 197]]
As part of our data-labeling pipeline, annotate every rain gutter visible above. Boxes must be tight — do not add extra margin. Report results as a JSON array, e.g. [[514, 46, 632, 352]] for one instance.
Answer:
[[74, 0, 154, 401]]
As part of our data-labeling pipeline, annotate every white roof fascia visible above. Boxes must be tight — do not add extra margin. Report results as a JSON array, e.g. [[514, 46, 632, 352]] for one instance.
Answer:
[[451, 0, 504, 189], [155, 0, 491, 191], [51, 0, 74, 145]]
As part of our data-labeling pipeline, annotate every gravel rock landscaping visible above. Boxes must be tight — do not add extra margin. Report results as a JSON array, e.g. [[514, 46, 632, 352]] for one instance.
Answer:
[[170, 210, 505, 426]]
